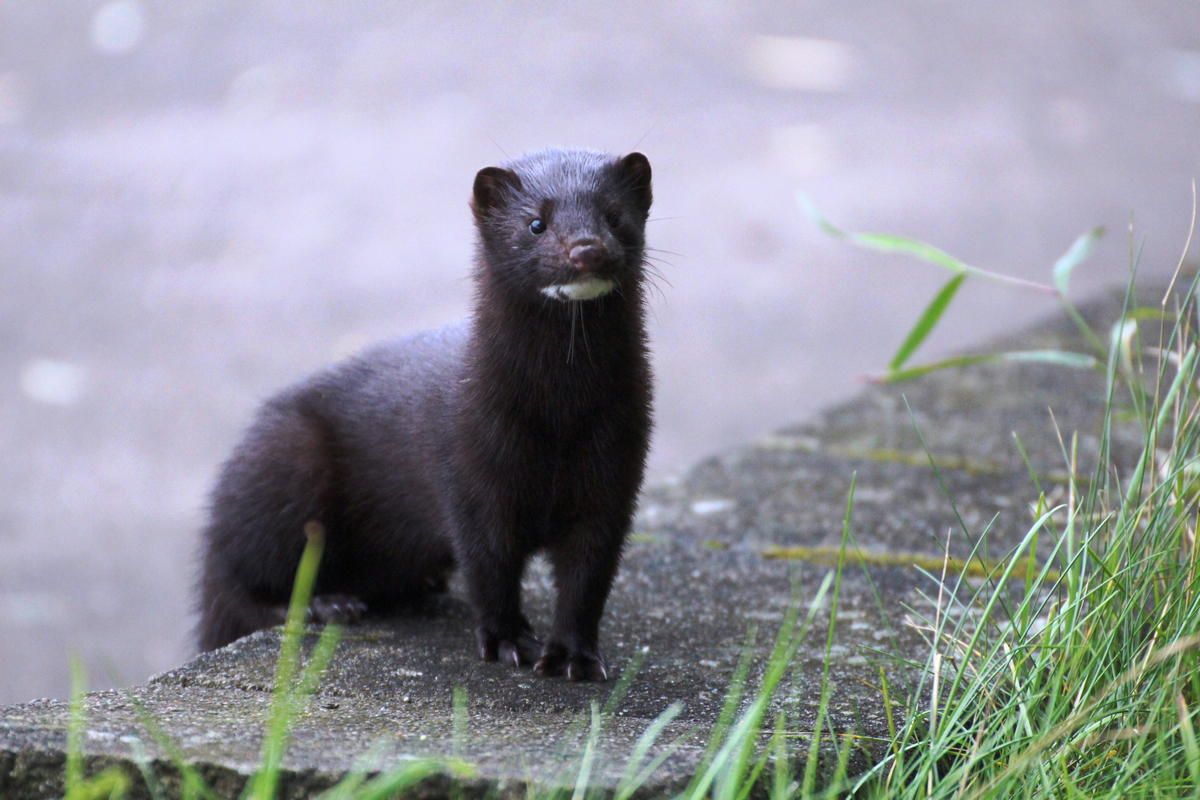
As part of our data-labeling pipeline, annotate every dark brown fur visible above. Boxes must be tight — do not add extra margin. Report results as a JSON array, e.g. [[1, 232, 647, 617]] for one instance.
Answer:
[[196, 148, 654, 680]]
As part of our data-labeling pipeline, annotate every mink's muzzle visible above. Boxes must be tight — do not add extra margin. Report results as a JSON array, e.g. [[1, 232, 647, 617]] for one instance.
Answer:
[[567, 241, 607, 274]]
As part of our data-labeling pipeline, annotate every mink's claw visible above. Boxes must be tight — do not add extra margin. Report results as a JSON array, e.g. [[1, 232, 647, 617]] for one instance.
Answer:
[[476, 626, 542, 667], [534, 641, 609, 682], [309, 594, 368, 625]]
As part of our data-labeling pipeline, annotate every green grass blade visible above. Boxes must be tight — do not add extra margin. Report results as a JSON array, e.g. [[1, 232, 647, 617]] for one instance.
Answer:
[[1053, 226, 1105, 296], [353, 760, 454, 800], [622, 727, 694, 800], [571, 702, 602, 800], [770, 710, 791, 800], [127, 694, 221, 800], [844, 232, 967, 273], [600, 648, 645, 719], [66, 769, 132, 800], [245, 521, 328, 800], [66, 658, 86, 795], [689, 574, 834, 800], [889, 273, 967, 370], [799, 193, 1056, 293], [732, 716, 777, 800], [61, 664, 131, 800], [316, 750, 382, 800], [878, 349, 1099, 383], [452, 686, 469, 761], [128, 739, 168, 800], [1177, 692, 1200, 794], [613, 702, 682, 800], [682, 625, 758, 797], [877, 353, 1000, 382], [294, 624, 342, 701], [798, 194, 967, 273], [802, 475, 855, 796], [1002, 350, 1101, 369]]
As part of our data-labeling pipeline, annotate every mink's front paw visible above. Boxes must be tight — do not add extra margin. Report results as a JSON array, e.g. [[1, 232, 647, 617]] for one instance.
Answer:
[[309, 594, 368, 625], [534, 641, 609, 682], [476, 625, 543, 667]]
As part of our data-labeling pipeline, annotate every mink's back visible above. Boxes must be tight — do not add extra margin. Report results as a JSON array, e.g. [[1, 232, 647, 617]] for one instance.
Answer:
[[293, 323, 469, 522], [303, 322, 468, 456]]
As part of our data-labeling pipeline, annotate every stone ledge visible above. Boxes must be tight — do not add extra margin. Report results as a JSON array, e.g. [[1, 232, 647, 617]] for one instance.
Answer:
[[0, 289, 1139, 798]]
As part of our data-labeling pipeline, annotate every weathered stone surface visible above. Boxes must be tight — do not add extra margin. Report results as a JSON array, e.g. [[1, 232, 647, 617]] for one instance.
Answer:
[[642, 444, 1045, 560], [1, 542, 923, 797], [0, 292, 1147, 797]]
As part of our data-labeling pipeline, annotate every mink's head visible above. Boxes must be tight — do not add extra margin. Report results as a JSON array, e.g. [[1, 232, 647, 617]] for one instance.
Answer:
[[470, 148, 652, 305]]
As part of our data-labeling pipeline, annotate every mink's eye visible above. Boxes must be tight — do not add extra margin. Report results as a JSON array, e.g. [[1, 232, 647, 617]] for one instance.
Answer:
[[528, 218, 547, 235], [604, 210, 622, 229]]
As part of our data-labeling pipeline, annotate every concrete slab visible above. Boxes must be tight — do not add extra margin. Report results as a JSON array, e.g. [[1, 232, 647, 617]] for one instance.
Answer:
[[0, 294, 1148, 796]]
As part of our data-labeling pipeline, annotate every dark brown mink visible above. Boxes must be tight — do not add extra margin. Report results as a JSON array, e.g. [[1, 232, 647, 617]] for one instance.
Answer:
[[195, 148, 655, 681]]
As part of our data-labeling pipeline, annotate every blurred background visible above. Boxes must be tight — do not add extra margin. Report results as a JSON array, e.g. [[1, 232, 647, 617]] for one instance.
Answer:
[[1, 1, 1197, 705]]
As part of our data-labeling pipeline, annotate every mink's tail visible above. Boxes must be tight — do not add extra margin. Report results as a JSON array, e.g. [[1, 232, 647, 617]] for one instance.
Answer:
[[193, 394, 338, 651], [195, 575, 288, 651]]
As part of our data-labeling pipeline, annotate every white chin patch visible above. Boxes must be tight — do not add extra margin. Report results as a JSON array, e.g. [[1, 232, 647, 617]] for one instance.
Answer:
[[539, 277, 616, 302]]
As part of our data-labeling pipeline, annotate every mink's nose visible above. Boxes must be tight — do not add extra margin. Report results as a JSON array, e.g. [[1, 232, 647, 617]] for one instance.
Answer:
[[568, 242, 607, 273]]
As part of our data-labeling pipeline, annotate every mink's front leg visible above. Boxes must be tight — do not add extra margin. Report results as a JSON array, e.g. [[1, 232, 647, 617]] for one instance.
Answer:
[[535, 525, 624, 682], [455, 505, 542, 667], [467, 554, 541, 666]]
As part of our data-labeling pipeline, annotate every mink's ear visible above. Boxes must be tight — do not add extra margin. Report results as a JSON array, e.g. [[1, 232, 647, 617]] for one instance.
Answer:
[[614, 152, 652, 216], [472, 167, 522, 216]]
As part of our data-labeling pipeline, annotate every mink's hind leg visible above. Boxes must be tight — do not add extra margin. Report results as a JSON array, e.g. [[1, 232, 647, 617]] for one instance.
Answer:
[[309, 593, 369, 624], [196, 578, 288, 651], [196, 582, 369, 651], [196, 397, 351, 650]]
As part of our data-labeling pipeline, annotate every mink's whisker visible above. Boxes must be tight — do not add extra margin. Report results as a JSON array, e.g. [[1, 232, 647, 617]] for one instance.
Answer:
[[579, 300, 595, 367], [567, 300, 578, 365]]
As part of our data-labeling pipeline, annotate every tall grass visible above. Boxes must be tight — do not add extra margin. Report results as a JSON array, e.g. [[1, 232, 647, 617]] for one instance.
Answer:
[[792, 193, 1200, 797], [845, 272, 1200, 797]]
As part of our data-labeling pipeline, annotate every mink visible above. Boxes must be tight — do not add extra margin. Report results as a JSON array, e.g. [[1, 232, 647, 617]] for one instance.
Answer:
[[195, 148, 655, 681]]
